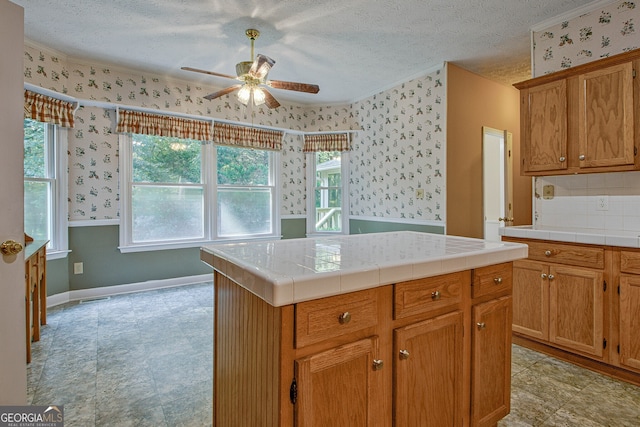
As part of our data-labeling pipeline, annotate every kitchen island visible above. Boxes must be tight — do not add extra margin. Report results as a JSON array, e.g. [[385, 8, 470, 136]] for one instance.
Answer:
[[201, 231, 528, 426]]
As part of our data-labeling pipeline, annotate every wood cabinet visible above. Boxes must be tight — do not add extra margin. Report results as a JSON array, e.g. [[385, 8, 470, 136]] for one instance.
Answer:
[[24, 240, 47, 364], [509, 241, 606, 359], [520, 79, 567, 173], [212, 262, 514, 426], [514, 49, 640, 176], [617, 250, 640, 372], [471, 296, 512, 427]]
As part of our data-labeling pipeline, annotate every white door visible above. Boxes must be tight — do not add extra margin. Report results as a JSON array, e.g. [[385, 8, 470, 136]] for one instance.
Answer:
[[0, 0, 27, 404], [482, 127, 513, 241]]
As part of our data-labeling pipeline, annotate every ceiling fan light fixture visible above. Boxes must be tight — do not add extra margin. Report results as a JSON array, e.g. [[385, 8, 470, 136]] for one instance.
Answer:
[[237, 85, 251, 105], [252, 88, 266, 106]]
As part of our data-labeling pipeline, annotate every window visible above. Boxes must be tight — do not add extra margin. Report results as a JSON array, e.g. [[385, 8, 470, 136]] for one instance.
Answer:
[[216, 145, 278, 239], [307, 151, 349, 234], [24, 118, 68, 258], [120, 133, 280, 251]]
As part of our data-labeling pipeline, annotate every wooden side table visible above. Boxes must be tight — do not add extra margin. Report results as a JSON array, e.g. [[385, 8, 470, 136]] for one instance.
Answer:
[[24, 240, 47, 363]]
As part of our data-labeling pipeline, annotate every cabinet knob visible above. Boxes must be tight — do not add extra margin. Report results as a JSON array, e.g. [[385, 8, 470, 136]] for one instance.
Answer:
[[493, 277, 503, 285], [338, 311, 351, 324], [399, 349, 410, 360], [548, 274, 555, 281], [545, 250, 552, 257], [476, 322, 486, 330], [579, 154, 586, 161], [431, 290, 441, 300], [372, 359, 384, 370], [559, 156, 566, 162], [541, 273, 548, 279]]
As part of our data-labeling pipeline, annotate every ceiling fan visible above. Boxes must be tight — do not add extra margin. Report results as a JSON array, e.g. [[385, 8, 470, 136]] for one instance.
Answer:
[[182, 29, 320, 109]]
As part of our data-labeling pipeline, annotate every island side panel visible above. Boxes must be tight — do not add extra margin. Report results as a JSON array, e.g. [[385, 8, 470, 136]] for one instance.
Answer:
[[214, 271, 284, 426]]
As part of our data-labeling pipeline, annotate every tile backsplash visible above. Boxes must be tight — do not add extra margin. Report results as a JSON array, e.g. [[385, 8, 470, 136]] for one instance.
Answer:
[[534, 172, 640, 233]]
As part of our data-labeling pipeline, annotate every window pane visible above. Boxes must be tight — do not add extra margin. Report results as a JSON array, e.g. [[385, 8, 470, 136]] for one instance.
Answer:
[[315, 152, 341, 187], [132, 185, 204, 242], [313, 151, 342, 233], [218, 188, 272, 236], [24, 119, 46, 178], [25, 181, 51, 241], [217, 146, 270, 185], [132, 135, 201, 184]]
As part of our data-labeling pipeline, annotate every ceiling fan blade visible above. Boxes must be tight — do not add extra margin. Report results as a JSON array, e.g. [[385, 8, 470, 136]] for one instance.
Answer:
[[181, 66, 238, 81], [267, 80, 320, 94], [203, 84, 243, 101], [249, 54, 275, 80], [262, 89, 281, 109]]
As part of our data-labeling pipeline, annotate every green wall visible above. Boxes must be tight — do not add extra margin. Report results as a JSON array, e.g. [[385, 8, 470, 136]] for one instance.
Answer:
[[45, 218, 443, 295], [349, 219, 444, 235]]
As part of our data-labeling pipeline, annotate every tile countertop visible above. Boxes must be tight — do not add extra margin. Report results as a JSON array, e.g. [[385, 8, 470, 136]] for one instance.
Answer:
[[499, 225, 640, 248], [200, 231, 528, 307]]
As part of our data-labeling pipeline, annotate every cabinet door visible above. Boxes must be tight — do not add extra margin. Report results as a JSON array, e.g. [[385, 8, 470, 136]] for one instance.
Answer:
[[294, 336, 384, 427], [578, 62, 635, 168], [522, 79, 567, 172], [394, 311, 464, 427], [512, 260, 549, 340], [549, 265, 604, 357], [619, 275, 640, 371], [471, 296, 512, 427]]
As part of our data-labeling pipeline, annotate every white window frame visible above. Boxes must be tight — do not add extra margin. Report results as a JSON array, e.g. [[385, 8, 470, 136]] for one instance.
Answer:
[[119, 134, 281, 252], [306, 151, 349, 236], [24, 121, 69, 260]]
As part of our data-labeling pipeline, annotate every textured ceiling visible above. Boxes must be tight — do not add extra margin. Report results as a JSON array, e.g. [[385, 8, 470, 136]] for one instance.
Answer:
[[14, 0, 596, 105]]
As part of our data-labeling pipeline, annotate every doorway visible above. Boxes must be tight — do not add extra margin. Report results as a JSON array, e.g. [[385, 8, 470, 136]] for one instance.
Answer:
[[482, 127, 513, 241]]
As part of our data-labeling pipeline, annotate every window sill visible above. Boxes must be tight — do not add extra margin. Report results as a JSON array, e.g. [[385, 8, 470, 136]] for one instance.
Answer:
[[119, 235, 282, 253]]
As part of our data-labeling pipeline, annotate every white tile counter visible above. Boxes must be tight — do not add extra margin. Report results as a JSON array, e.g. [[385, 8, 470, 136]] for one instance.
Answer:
[[201, 231, 528, 306], [500, 225, 640, 248]]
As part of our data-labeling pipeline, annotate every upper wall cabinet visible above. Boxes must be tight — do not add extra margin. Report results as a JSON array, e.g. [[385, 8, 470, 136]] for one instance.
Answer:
[[515, 50, 640, 176]]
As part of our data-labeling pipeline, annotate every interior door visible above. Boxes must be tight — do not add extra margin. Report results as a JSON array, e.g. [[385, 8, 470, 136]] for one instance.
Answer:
[[482, 127, 513, 241], [0, 0, 27, 404]]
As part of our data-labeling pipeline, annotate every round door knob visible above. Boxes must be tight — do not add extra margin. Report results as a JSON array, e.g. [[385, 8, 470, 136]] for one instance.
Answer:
[[338, 311, 351, 324], [545, 250, 552, 257], [399, 349, 410, 360], [579, 154, 586, 161], [476, 322, 486, 330], [548, 274, 555, 280], [431, 290, 441, 300], [1, 240, 24, 255], [494, 277, 503, 285], [559, 156, 566, 162], [372, 359, 384, 370]]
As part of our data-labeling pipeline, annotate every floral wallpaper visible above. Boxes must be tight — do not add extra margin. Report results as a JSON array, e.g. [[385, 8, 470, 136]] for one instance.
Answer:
[[349, 70, 446, 222], [24, 41, 445, 226], [533, 0, 640, 76]]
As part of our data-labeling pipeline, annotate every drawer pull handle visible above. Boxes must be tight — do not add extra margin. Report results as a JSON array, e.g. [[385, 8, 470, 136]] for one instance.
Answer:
[[548, 274, 555, 281], [541, 273, 548, 279], [338, 311, 351, 324], [372, 359, 384, 370], [493, 277, 502, 285], [431, 290, 441, 300], [477, 322, 486, 330], [545, 250, 552, 257], [399, 349, 410, 360]]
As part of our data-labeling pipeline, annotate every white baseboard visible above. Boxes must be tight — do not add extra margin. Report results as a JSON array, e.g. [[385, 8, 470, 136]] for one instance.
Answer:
[[46, 274, 212, 308]]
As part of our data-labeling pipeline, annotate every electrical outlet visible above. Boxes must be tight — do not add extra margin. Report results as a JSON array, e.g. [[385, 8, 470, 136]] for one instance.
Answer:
[[596, 195, 609, 211], [74, 262, 83, 274]]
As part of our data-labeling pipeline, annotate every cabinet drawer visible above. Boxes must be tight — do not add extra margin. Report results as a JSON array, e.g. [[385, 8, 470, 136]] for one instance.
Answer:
[[525, 240, 604, 269], [472, 262, 512, 299], [621, 250, 640, 274], [295, 288, 378, 348], [394, 271, 467, 320]]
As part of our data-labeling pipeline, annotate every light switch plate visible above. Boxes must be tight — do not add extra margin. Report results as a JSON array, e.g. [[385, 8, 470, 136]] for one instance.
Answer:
[[543, 185, 554, 200]]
